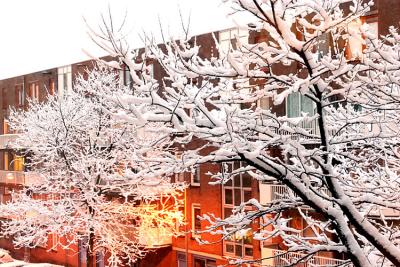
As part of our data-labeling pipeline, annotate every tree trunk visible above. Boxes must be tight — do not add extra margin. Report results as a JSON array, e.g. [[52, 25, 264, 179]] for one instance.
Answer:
[[86, 231, 96, 267], [87, 230, 95, 267]]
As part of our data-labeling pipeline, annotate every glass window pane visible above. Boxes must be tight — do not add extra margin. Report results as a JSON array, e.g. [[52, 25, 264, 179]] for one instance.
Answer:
[[235, 245, 243, 257], [194, 207, 201, 231], [234, 175, 241, 187], [245, 246, 253, 257], [287, 92, 300, 117], [243, 190, 252, 203], [224, 189, 233, 205], [194, 258, 206, 267], [242, 174, 252, 188], [301, 94, 314, 116], [234, 161, 241, 170], [234, 189, 241, 206], [225, 243, 234, 253], [243, 231, 253, 245], [206, 259, 216, 267], [224, 208, 232, 219]]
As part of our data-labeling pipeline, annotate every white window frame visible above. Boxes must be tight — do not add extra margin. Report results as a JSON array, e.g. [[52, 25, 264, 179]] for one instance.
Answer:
[[222, 161, 253, 259], [191, 165, 201, 186], [192, 203, 201, 237], [57, 65, 72, 97], [28, 81, 40, 101], [175, 152, 186, 183]]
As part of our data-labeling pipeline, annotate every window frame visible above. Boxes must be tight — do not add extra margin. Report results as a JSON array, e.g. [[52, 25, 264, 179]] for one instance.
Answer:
[[222, 161, 254, 259], [28, 81, 40, 101], [192, 203, 201, 237], [191, 165, 201, 186], [192, 255, 216, 267]]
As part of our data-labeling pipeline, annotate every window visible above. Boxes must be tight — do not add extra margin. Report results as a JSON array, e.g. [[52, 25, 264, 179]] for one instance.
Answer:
[[58, 65, 72, 96], [3, 118, 9, 135], [223, 162, 252, 208], [13, 155, 24, 171], [175, 152, 186, 183], [28, 82, 39, 100], [4, 152, 9, 171], [192, 204, 201, 235], [15, 84, 24, 107], [347, 18, 364, 60], [346, 17, 378, 60], [2, 88, 7, 110], [191, 166, 201, 186], [287, 92, 314, 118], [122, 66, 132, 86], [177, 253, 187, 267], [287, 92, 317, 133], [219, 28, 249, 55], [219, 28, 250, 108], [48, 79, 55, 95], [224, 228, 254, 258], [223, 161, 253, 258], [193, 256, 216, 267]]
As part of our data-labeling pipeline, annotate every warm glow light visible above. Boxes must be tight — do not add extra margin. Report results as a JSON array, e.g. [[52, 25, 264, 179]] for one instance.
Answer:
[[6, 173, 14, 180]]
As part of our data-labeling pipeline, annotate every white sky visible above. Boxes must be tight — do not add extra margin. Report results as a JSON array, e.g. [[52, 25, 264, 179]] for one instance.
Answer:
[[0, 0, 238, 80]]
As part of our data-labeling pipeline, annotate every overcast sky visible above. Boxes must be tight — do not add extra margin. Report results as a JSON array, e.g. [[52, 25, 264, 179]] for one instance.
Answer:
[[0, 0, 238, 80]]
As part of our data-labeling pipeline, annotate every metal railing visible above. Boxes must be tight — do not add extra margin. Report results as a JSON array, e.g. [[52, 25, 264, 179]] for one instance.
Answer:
[[259, 184, 331, 205], [262, 248, 352, 267], [138, 226, 173, 248]]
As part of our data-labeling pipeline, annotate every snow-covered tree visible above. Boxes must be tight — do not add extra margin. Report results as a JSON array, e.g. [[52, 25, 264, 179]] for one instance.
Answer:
[[0, 66, 184, 267], [84, 0, 400, 266]]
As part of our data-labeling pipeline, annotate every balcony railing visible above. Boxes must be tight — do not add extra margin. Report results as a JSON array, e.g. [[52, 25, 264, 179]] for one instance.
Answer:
[[259, 183, 331, 206], [278, 119, 320, 143], [0, 134, 19, 149], [261, 248, 352, 267], [0, 170, 43, 186], [138, 226, 173, 248]]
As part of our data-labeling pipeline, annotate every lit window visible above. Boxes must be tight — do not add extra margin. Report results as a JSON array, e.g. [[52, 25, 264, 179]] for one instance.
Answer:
[[346, 18, 379, 60], [3, 119, 9, 135], [13, 155, 24, 172], [347, 18, 364, 60], [4, 152, 9, 171]]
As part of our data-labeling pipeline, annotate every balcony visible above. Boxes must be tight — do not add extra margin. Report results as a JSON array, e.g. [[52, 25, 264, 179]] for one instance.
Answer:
[[0, 170, 43, 186], [259, 183, 331, 206], [0, 134, 19, 149], [138, 226, 173, 248], [261, 248, 352, 267], [277, 119, 320, 143], [259, 183, 400, 218]]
